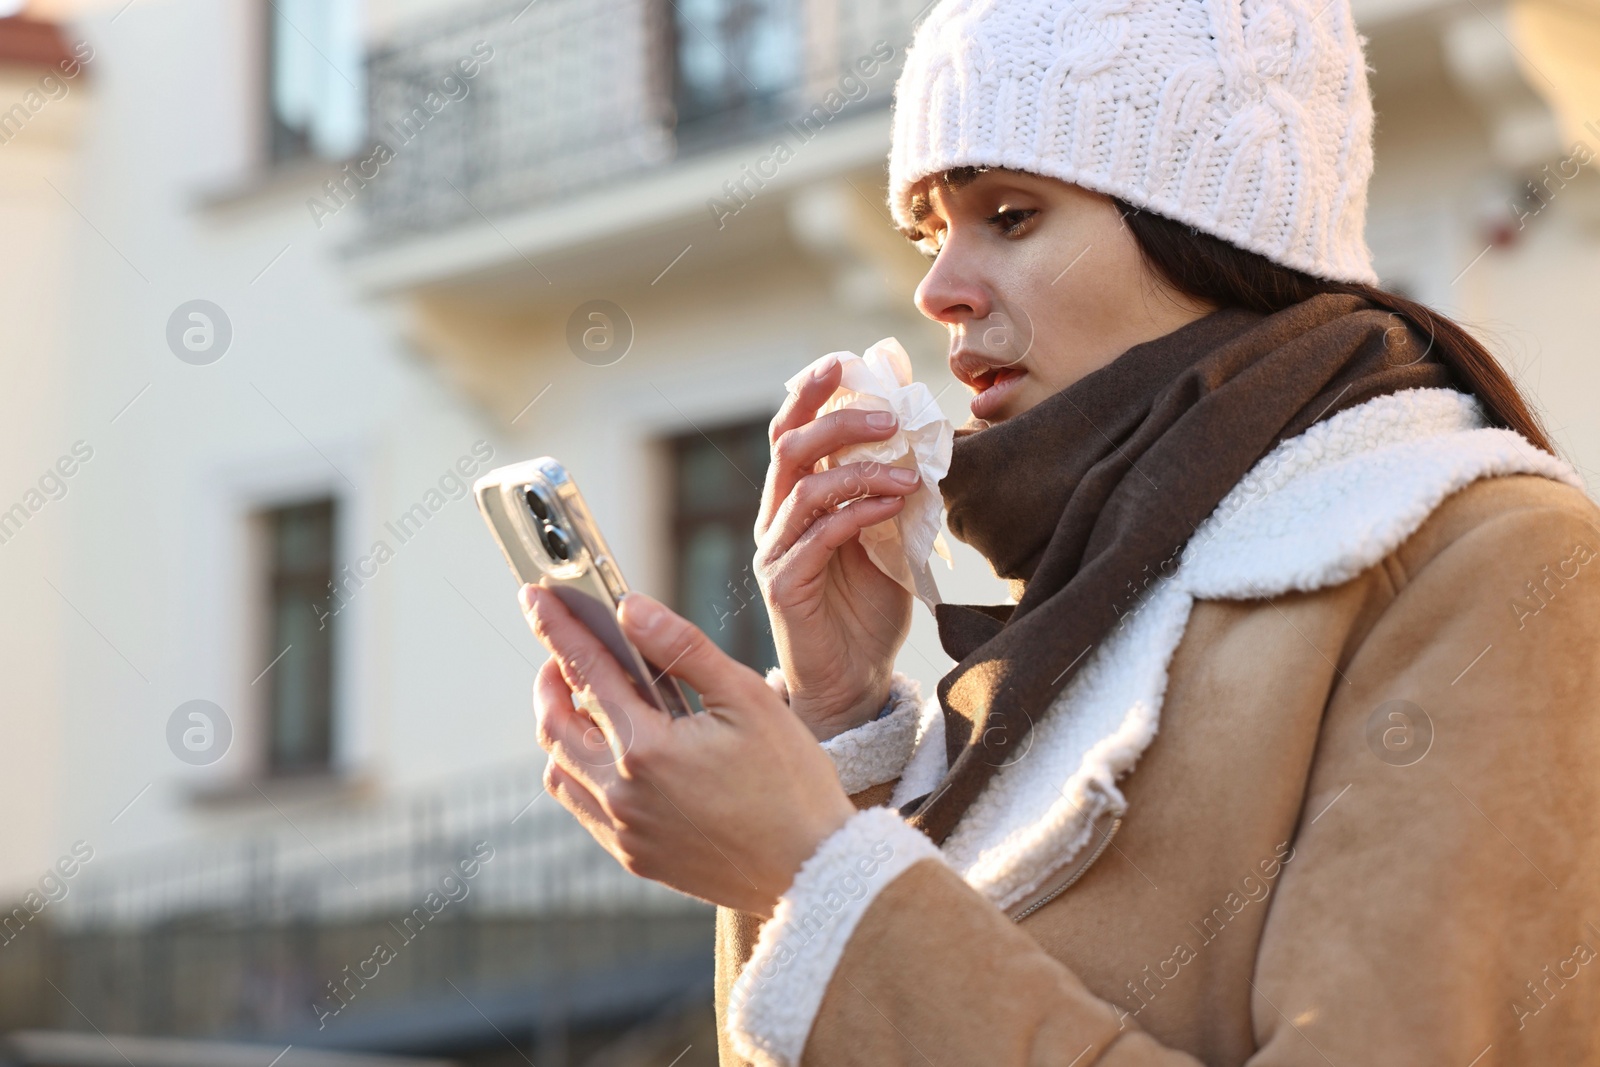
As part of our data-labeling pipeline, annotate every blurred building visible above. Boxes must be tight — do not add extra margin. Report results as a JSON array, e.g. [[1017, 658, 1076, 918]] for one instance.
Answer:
[[0, 0, 1594, 1063]]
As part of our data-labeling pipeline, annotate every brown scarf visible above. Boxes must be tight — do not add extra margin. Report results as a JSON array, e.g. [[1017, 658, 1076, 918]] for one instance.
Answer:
[[902, 292, 1453, 845]]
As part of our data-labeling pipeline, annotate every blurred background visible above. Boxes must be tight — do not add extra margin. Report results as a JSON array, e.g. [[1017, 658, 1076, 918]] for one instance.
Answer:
[[0, 0, 1595, 1063]]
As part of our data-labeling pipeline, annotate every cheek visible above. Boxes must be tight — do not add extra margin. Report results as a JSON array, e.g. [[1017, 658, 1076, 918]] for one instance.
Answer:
[[1011, 266, 1120, 386], [1013, 222, 1157, 394], [1069, 250, 1148, 332], [1073, 206, 1160, 315]]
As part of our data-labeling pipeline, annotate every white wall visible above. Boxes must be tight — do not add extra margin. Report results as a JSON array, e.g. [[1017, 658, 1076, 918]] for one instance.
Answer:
[[29, 0, 544, 877], [0, 59, 87, 890]]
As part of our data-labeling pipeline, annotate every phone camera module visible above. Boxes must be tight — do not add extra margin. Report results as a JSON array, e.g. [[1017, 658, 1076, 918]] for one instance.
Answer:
[[541, 525, 572, 561], [523, 485, 572, 563]]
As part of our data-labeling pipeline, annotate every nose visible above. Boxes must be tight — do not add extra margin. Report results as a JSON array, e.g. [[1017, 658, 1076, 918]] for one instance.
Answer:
[[913, 240, 992, 326]]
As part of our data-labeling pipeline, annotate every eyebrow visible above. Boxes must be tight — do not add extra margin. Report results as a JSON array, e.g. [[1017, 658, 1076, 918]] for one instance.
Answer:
[[901, 167, 988, 238]]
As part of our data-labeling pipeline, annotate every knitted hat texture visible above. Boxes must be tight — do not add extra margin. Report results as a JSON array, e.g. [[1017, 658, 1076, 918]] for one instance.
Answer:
[[887, 0, 1381, 285]]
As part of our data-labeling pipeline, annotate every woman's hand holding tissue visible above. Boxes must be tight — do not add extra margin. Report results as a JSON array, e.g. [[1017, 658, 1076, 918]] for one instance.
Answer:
[[521, 583, 853, 918], [754, 353, 922, 740]]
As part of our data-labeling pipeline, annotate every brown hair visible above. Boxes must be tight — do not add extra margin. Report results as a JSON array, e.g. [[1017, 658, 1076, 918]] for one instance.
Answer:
[[1111, 197, 1557, 454]]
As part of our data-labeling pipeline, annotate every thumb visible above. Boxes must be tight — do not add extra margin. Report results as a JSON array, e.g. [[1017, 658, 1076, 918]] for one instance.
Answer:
[[616, 591, 756, 709]]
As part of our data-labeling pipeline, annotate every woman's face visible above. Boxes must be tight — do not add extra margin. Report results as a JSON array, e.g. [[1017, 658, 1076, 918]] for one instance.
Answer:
[[906, 168, 1216, 425]]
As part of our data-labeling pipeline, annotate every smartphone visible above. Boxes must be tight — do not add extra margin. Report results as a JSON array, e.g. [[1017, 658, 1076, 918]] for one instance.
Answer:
[[474, 457, 695, 718]]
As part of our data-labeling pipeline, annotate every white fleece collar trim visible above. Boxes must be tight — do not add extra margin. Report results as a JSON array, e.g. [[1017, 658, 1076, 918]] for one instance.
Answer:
[[1180, 388, 1582, 597]]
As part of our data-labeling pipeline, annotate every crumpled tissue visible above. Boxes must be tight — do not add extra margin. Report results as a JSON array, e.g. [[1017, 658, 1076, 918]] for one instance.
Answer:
[[783, 337, 954, 610]]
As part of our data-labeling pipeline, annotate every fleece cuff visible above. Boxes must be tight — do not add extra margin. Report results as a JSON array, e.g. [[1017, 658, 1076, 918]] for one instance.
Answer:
[[819, 672, 923, 794], [764, 669, 925, 795], [726, 807, 944, 1067]]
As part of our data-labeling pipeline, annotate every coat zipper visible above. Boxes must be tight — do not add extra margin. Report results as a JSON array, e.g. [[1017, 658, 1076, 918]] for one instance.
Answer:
[[1009, 815, 1123, 922]]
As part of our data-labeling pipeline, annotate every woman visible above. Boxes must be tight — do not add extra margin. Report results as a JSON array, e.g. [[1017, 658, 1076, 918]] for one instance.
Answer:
[[520, 0, 1600, 1062]]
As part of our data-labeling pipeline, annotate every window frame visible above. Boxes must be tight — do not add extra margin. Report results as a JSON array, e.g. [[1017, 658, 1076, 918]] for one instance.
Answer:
[[259, 496, 339, 778], [665, 415, 778, 674], [259, 0, 365, 168], [663, 0, 804, 146]]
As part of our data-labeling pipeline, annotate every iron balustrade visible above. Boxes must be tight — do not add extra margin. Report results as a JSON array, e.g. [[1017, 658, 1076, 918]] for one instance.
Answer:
[[57, 759, 703, 933], [0, 762, 715, 1040], [353, 0, 930, 240]]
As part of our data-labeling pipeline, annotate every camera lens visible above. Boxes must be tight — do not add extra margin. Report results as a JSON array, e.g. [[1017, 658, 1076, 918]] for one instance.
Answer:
[[541, 525, 571, 561], [523, 487, 550, 522]]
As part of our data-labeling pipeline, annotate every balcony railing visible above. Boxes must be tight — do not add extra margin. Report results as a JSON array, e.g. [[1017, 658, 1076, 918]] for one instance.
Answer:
[[1, 762, 713, 1042], [357, 0, 930, 240], [58, 759, 702, 931]]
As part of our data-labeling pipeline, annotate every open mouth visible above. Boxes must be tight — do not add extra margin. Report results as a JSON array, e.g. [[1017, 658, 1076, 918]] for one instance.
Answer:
[[969, 365, 1027, 420]]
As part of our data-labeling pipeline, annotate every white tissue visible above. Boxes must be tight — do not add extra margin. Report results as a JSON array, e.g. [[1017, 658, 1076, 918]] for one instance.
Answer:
[[783, 337, 954, 610]]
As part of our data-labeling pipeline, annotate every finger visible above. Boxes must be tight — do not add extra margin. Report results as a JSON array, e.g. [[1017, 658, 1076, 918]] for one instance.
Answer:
[[766, 495, 909, 606], [534, 656, 622, 797], [759, 355, 841, 539], [616, 592, 762, 713], [523, 584, 665, 753], [533, 652, 572, 732], [522, 582, 641, 701], [544, 757, 616, 840], [758, 409, 904, 550], [761, 460, 920, 563], [768, 354, 841, 451], [765, 405, 901, 522]]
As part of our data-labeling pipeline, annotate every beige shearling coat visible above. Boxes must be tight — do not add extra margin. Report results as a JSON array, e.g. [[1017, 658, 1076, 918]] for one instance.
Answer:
[[714, 389, 1600, 1066]]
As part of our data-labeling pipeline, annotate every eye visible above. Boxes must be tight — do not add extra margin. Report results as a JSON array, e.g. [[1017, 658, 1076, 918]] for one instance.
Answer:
[[915, 227, 946, 261], [986, 207, 1037, 236]]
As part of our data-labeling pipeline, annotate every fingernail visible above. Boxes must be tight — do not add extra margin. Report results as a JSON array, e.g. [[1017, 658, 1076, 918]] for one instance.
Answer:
[[889, 466, 919, 485], [866, 410, 896, 430], [622, 592, 663, 632], [810, 354, 837, 382], [520, 584, 540, 613]]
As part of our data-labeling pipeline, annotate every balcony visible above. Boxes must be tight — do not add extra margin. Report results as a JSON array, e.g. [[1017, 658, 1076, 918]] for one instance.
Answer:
[[342, 0, 931, 294]]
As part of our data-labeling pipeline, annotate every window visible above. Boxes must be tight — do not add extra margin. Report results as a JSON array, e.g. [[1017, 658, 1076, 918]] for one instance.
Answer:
[[262, 499, 336, 775], [668, 419, 778, 675], [265, 0, 364, 164], [669, 0, 800, 131]]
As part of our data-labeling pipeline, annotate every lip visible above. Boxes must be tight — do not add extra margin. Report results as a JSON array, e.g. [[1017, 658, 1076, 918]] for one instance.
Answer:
[[951, 349, 1028, 421], [968, 365, 1027, 420]]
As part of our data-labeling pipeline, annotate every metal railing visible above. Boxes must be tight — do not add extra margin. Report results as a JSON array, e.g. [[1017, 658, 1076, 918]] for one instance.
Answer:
[[58, 759, 703, 931], [361, 0, 672, 237], [357, 0, 931, 239], [0, 762, 713, 1040]]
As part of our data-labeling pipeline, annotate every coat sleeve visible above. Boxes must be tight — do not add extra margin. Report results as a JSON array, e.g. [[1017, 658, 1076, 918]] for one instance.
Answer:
[[723, 498, 1600, 1066], [714, 670, 927, 1067]]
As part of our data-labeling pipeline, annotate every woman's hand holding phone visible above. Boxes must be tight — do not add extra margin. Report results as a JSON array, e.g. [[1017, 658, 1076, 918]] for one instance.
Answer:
[[754, 355, 921, 741], [521, 583, 853, 918]]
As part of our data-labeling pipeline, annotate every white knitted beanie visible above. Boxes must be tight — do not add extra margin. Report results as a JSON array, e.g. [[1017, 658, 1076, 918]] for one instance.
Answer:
[[887, 0, 1381, 285]]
